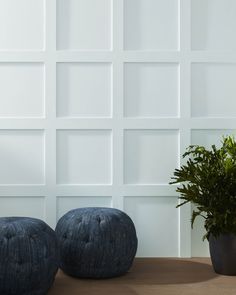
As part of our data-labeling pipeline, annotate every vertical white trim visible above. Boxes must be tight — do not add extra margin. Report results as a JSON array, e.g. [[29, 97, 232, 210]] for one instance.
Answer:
[[178, 0, 192, 257], [112, 0, 124, 210], [44, 0, 57, 227]]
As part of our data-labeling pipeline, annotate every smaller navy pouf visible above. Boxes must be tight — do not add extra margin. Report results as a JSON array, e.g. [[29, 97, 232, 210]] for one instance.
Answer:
[[56, 207, 138, 278], [0, 217, 59, 295]]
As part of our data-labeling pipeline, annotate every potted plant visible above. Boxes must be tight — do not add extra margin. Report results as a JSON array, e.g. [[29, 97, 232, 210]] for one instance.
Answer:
[[170, 135, 236, 275]]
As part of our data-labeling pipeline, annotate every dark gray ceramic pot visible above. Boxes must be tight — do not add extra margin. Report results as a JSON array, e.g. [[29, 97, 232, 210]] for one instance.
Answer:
[[209, 233, 236, 275]]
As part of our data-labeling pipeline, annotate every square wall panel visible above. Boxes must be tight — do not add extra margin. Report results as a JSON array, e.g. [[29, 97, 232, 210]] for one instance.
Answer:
[[124, 130, 179, 184], [124, 196, 179, 257], [57, 0, 111, 50], [0, 63, 44, 118], [191, 205, 209, 257], [57, 130, 112, 184], [124, 63, 179, 118], [0, 197, 45, 219], [57, 63, 112, 118], [191, 129, 236, 148], [191, 63, 236, 117], [0, 0, 44, 50], [124, 0, 179, 50], [192, 0, 236, 50], [0, 130, 45, 184], [57, 196, 112, 220]]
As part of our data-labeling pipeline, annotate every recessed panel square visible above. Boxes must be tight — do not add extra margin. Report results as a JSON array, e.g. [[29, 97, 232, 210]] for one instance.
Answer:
[[0, 131, 45, 184], [191, 129, 236, 149], [124, 130, 179, 184], [0, 0, 44, 50], [0, 63, 44, 117], [191, 63, 236, 117], [124, 0, 179, 50], [57, 63, 111, 118], [0, 197, 45, 219], [124, 196, 179, 257], [124, 63, 179, 117], [57, 0, 111, 50], [57, 196, 112, 220], [57, 130, 112, 184], [192, 0, 236, 50], [191, 205, 210, 257]]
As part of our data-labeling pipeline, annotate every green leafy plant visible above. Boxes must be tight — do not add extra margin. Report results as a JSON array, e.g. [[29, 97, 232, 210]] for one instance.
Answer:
[[170, 135, 236, 240]]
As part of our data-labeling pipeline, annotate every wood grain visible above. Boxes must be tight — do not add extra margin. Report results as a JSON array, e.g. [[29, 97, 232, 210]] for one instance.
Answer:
[[48, 258, 236, 295]]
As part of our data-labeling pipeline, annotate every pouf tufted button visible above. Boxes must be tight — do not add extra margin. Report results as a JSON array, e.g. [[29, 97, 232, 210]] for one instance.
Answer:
[[0, 217, 59, 295], [55, 207, 138, 278]]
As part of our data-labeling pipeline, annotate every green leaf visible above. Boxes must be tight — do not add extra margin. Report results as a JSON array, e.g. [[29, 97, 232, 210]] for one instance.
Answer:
[[170, 135, 236, 239]]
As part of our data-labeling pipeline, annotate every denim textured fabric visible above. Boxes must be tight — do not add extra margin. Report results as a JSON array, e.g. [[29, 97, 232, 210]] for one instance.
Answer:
[[56, 207, 138, 278], [0, 217, 59, 295]]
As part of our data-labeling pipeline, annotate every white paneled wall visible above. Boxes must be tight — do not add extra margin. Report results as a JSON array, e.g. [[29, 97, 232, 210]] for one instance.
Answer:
[[0, 0, 235, 257]]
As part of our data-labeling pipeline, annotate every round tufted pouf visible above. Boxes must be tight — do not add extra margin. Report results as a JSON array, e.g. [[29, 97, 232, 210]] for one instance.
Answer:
[[55, 207, 138, 278], [0, 217, 59, 295]]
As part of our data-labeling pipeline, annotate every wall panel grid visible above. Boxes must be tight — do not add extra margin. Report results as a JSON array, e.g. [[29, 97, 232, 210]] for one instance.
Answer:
[[1, 0, 236, 257]]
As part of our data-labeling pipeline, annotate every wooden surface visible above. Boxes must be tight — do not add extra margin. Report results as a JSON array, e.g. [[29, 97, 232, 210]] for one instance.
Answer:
[[48, 258, 236, 295]]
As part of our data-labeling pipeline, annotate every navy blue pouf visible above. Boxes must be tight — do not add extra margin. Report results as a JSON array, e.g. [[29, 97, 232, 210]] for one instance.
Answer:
[[55, 207, 138, 278], [0, 217, 59, 295]]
